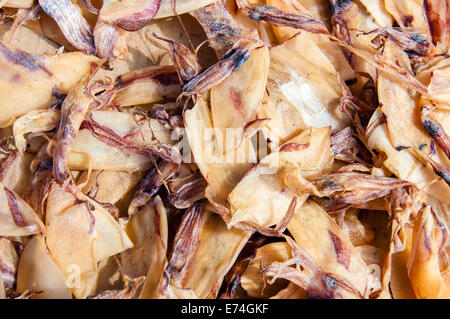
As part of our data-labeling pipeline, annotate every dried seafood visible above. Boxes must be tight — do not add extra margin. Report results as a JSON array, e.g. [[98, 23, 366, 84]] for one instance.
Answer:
[[0, 0, 448, 300]]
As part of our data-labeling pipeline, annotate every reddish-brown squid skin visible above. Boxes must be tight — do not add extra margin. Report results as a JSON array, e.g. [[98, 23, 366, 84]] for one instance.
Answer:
[[4, 187, 28, 227], [115, 0, 162, 32], [94, 0, 162, 65], [328, 230, 351, 270]]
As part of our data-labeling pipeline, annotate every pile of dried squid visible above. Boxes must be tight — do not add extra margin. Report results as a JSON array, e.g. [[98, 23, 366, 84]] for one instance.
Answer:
[[0, 0, 449, 299]]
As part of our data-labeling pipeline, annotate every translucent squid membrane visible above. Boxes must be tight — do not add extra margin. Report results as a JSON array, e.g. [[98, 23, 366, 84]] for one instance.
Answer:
[[67, 110, 175, 172], [45, 183, 133, 298], [121, 196, 168, 299], [384, 0, 426, 28], [267, 0, 356, 82], [341, 209, 375, 247], [12, 109, 60, 154], [155, 0, 220, 19], [420, 59, 450, 157], [285, 0, 331, 28], [184, 99, 256, 207], [16, 236, 72, 299], [210, 45, 270, 152], [227, 163, 298, 228], [240, 242, 292, 298], [78, 170, 144, 205], [0, 273, 4, 299], [270, 282, 307, 299], [357, 0, 393, 27], [367, 108, 450, 205], [427, 59, 450, 102]]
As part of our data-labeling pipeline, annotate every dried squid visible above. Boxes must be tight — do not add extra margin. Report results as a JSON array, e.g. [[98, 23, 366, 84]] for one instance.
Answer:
[[0, 0, 449, 301]]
